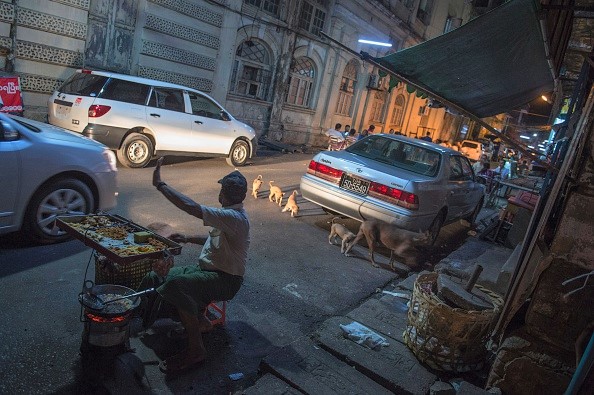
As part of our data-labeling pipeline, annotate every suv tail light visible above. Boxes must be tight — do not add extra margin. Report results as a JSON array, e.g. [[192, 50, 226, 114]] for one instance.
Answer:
[[307, 160, 343, 183], [368, 181, 419, 210], [88, 105, 111, 118]]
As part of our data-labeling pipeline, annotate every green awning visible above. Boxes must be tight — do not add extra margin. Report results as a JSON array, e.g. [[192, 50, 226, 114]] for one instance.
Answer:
[[373, 0, 554, 118]]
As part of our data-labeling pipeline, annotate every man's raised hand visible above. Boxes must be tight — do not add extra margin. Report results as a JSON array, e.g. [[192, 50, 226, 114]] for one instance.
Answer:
[[153, 157, 164, 187]]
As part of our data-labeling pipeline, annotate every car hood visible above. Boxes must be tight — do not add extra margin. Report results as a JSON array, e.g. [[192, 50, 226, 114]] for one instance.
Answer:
[[314, 150, 434, 190]]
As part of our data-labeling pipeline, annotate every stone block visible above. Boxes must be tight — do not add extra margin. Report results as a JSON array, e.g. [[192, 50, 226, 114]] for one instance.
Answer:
[[260, 336, 392, 395], [314, 316, 437, 394], [457, 380, 491, 394], [487, 329, 573, 395], [347, 297, 409, 345], [495, 243, 522, 296], [525, 258, 594, 352], [430, 380, 455, 395], [550, 192, 594, 263], [242, 373, 301, 394]]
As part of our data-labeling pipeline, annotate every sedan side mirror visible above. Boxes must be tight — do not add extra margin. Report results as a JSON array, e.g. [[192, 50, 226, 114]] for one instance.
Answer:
[[220, 111, 231, 122], [0, 120, 19, 141]]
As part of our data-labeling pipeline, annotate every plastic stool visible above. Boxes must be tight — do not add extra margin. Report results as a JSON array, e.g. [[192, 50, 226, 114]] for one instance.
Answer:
[[205, 301, 227, 326]]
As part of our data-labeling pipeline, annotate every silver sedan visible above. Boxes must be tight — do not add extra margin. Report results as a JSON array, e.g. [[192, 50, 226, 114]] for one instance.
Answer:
[[300, 134, 485, 243], [0, 114, 118, 243]]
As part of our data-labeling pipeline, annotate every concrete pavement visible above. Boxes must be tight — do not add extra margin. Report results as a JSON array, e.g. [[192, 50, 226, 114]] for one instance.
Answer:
[[249, 236, 514, 394]]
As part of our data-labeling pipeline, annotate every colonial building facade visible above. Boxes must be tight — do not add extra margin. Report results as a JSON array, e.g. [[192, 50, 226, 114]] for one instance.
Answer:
[[0, 0, 474, 147]]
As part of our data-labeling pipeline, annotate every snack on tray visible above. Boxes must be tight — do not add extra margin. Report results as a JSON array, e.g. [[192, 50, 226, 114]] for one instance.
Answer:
[[134, 231, 151, 243]]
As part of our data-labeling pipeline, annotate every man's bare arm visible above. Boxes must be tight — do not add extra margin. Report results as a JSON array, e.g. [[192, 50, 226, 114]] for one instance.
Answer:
[[153, 157, 203, 219]]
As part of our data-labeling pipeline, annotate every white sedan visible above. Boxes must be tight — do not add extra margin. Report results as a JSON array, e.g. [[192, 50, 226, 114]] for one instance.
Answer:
[[0, 114, 118, 243]]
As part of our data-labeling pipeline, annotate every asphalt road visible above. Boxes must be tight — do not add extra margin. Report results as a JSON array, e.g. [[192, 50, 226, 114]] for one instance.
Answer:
[[0, 149, 472, 394]]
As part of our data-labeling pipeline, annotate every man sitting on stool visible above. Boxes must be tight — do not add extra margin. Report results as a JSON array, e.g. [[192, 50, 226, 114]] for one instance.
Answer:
[[139, 157, 250, 374]]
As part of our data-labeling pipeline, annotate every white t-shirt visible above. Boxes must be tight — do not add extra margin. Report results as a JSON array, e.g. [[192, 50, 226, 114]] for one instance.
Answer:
[[325, 128, 345, 141], [199, 203, 250, 276]]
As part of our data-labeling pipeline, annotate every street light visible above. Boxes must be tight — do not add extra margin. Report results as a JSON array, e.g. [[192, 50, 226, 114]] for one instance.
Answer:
[[358, 39, 392, 47]]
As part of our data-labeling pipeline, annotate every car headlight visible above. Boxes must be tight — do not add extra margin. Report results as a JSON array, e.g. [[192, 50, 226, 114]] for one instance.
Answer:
[[102, 149, 117, 172]]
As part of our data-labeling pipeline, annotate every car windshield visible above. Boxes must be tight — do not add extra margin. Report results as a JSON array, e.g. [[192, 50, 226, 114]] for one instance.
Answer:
[[346, 136, 441, 177]]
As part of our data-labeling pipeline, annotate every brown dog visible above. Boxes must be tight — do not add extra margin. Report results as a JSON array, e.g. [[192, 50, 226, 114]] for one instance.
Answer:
[[344, 219, 430, 269], [282, 190, 299, 217], [268, 181, 285, 206], [328, 217, 356, 254], [252, 175, 263, 199]]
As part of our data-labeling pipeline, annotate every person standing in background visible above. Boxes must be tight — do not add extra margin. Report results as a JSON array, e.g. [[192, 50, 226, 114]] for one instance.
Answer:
[[420, 132, 432, 142]]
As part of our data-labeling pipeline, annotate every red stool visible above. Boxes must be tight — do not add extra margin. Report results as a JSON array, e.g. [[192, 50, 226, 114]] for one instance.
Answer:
[[205, 301, 227, 326]]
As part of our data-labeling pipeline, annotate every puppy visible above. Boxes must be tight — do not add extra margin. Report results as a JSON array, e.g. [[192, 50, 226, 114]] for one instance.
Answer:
[[344, 219, 430, 269], [268, 181, 285, 206], [282, 190, 300, 217], [252, 175, 263, 199], [328, 217, 356, 254]]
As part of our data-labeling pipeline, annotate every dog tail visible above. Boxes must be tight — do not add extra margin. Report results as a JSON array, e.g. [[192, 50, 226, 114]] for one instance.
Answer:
[[257, 175, 263, 180], [269, 181, 274, 186], [331, 216, 340, 224]]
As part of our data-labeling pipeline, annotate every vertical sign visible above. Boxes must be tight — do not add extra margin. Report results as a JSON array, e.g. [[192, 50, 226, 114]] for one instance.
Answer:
[[0, 77, 23, 115]]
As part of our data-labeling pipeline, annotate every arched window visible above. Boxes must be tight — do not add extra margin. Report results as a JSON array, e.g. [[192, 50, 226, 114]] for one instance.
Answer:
[[391, 94, 406, 126], [230, 39, 272, 101], [285, 57, 315, 107], [335, 60, 357, 116], [370, 90, 386, 123]]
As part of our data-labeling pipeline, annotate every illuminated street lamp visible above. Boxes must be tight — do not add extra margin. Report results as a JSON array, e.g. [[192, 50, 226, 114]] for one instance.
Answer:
[[358, 39, 392, 47]]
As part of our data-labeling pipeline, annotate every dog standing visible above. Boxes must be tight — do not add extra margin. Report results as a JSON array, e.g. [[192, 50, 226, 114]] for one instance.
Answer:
[[252, 175, 263, 199], [344, 219, 430, 269], [282, 190, 300, 217], [328, 217, 356, 254], [268, 181, 285, 206]]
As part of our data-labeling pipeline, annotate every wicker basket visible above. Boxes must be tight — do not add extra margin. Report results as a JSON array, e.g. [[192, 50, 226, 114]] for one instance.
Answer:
[[403, 272, 503, 372], [94, 253, 154, 290]]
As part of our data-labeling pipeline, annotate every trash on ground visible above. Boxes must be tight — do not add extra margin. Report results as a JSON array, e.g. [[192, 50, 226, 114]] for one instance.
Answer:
[[339, 321, 389, 350]]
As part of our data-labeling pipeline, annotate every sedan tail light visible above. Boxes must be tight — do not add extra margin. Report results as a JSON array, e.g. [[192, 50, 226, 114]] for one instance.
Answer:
[[88, 105, 111, 118], [307, 160, 343, 183], [368, 181, 419, 210]]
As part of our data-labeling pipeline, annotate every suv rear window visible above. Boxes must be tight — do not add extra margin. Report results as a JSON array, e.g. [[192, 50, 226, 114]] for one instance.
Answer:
[[99, 78, 150, 105], [347, 136, 441, 177], [59, 73, 108, 96], [461, 141, 479, 149]]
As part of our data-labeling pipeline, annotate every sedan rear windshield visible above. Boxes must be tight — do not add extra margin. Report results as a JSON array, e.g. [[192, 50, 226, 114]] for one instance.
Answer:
[[346, 136, 441, 177], [58, 73, 108, 97]]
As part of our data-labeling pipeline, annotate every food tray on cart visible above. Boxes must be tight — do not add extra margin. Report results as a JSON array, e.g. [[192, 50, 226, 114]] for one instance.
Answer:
[[56, 214, 182, 264]]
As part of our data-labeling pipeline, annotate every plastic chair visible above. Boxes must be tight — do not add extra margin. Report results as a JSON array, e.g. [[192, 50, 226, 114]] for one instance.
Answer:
[[205, 301, 227, 326]]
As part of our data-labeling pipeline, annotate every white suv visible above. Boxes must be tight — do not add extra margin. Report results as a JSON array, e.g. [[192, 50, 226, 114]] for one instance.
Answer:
[[459, 140, 484, 162], [48, 70, 257, 168]]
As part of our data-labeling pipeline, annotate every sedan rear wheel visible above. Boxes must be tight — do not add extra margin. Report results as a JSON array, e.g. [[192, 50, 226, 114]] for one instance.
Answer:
[[24, 178, 94, 244]]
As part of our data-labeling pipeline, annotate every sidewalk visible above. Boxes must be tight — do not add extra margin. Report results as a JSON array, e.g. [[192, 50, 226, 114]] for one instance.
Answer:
[[245, 236, 514, 394]]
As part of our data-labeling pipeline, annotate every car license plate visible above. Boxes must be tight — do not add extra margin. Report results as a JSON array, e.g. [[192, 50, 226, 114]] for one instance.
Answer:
[[56, 104, 70, 118], [340, 174, 370, 195]]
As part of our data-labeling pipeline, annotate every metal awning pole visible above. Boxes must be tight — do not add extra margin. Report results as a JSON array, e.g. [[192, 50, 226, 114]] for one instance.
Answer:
[[321, 32, 558, 173]]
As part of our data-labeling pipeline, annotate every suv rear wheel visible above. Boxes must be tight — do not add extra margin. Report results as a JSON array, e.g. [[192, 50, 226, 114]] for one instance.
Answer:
[[117, 133, 153, 168], [226, 140, 249, 167]]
